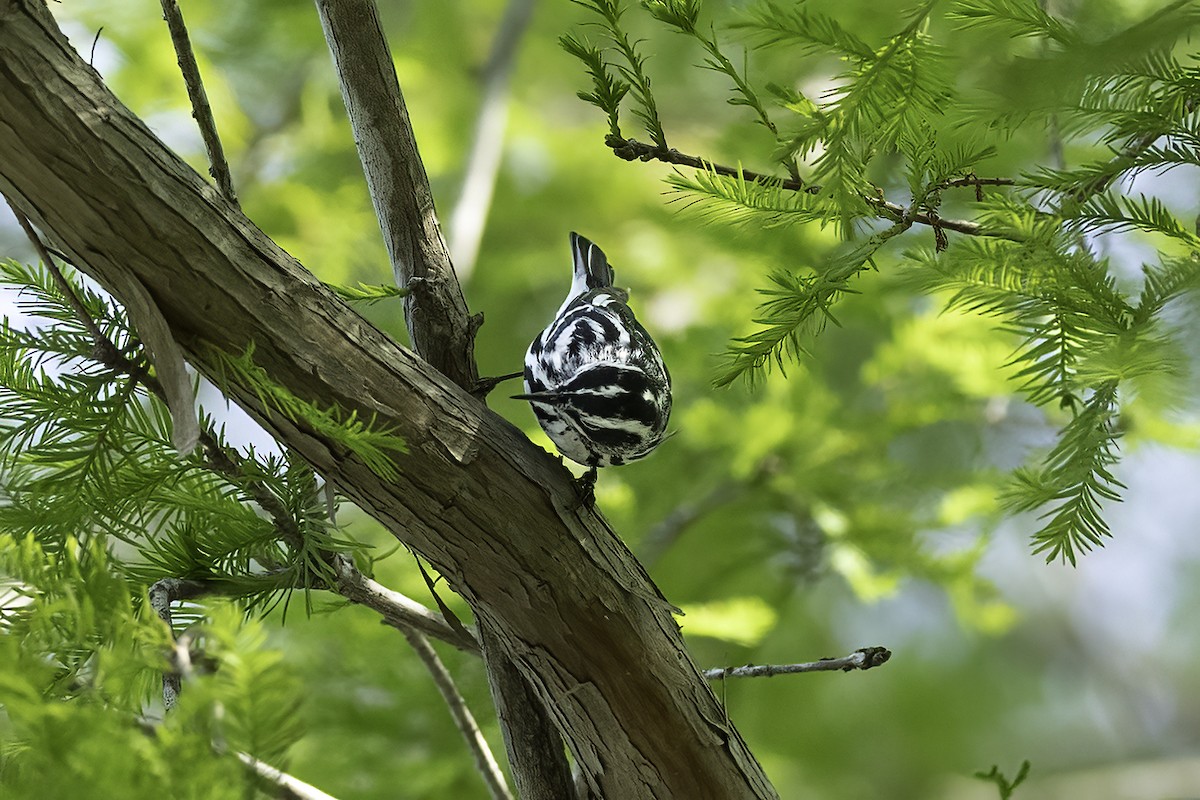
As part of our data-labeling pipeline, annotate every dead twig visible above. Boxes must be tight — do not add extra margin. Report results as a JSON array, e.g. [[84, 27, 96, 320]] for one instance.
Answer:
[[703, 647, 891, 680], [158, 0, 239, 205]]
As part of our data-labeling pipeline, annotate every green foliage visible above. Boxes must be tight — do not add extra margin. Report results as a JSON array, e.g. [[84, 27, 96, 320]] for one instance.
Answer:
[[797, 1, 946, 170], [732, 2, 876, 60], [559, 32, 630, 136], [569, 0, 668, 146], [326, 281, 410, 305], [1069, 192, 1200, 246], [1135, 255, 1200, 323], [0, 263, 370, 612], [206, 343, 406, 481], [1004, 384, 1124, 565], [177, 603, 305, 763], [715, 222, 908, 387], [902, 208, 1200, 560], [974, 760, 1031, 799], [0, 536, 164, 710], [950, 0, 1074, 44], [907, 229, 1131, 409], [645, 0, 799, 178], [1018, 49, 1200, 196], [0, 539, 303, 799], [564, 0, 1200, 563], [665, 167, 833, 228]]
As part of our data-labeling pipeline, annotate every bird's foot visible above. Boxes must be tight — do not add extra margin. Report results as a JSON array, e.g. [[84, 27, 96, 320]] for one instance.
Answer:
[[574, 466, 598, 509]]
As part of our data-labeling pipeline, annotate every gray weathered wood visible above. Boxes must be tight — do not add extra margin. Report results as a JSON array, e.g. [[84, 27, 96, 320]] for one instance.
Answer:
[[479, 621, 577, 800], [313, 0, 478, 390], [0, 2, 778, 796]]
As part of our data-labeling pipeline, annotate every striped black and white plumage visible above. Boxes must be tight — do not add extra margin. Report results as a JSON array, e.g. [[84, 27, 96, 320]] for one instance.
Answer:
[[517, 232, 671, 480]]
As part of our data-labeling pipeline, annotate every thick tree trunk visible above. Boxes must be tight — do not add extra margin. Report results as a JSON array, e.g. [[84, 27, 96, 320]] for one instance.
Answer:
[[0, 2, 778, 797]]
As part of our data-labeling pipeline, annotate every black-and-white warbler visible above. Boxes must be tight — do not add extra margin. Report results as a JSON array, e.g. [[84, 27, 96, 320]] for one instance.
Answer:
[[516, 232, 672, 493]]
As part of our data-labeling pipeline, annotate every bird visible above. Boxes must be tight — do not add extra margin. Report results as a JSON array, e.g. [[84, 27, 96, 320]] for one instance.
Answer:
[[515, 232, 672, 499]]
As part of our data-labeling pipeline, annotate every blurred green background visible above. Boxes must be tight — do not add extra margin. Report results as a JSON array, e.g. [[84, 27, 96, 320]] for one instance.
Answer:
[[4, 0, 1200, 797]]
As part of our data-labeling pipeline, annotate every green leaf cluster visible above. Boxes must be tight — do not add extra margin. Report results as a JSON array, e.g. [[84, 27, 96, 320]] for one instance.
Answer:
[[563, 0, 1200, 562], [0, 538, 302, 799], [567, 0, 668, 146], [715, 222, 908, 387], [206, 342, 406, 482], [0, 261, 377, 610], [326, 281, 410, 305]]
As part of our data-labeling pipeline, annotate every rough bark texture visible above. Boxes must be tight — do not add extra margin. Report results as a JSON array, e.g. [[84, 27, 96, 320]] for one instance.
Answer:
[[313, 0, 478, 389], [312, 1, 573, 793], [479, 621, 577, 800], [0, 2, 778, 797]]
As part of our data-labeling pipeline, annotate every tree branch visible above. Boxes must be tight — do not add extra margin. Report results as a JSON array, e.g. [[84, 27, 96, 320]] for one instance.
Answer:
[[703, 647, 892, 680], [148, 577, 210, 710], [401, 627, 514, 800], [0, 4, 777, 795], [941, 175, 1019, 190], [479, 621, 577, 800], [311, 2, 578, 793], [607, 134, 1014, 239], [236, 752, 343, 800], [870, 196, 991, 238], [313, 0, 479, 389], [609, 133, 814, 192], [157, 0, 238, 205], [331, 553, 480, 652]]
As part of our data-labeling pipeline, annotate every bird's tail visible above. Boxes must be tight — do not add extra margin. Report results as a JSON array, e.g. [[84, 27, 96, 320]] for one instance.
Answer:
[[570, 232, 615, 293]]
